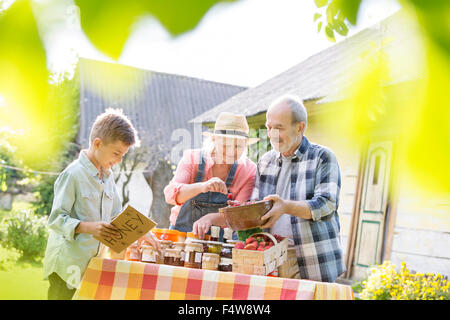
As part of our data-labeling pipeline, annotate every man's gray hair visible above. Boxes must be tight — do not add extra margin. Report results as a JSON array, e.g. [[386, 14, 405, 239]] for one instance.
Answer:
[[269, 94, 307, 130]]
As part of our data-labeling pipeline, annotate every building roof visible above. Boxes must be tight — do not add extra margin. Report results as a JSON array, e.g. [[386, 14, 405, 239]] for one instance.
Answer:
[[76, 58, 247, 152], [190, 10, 424, 124]]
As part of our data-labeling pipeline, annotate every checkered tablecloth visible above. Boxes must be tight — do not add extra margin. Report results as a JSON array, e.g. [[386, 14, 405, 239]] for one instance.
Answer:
[[73, 258, 353, 300]]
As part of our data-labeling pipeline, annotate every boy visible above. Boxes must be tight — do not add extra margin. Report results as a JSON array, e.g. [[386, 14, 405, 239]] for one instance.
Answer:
[[43, 108, 160, 300]]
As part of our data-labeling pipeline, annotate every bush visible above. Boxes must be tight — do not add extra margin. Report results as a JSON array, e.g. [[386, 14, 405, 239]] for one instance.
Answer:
[[360, 261, 450, 300], [2, 209, 48, 262], [0, 244, 22, 271]]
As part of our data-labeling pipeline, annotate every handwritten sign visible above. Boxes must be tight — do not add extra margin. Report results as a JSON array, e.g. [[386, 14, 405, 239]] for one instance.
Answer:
[[94, 205, 156, 253]]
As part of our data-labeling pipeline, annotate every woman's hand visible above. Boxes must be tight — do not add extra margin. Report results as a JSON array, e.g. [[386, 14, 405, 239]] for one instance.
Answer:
[[201, 177, 228, 194], [193, 213, 217, 240], [138, 231, 161, 252], [260, 194, 288, 229]]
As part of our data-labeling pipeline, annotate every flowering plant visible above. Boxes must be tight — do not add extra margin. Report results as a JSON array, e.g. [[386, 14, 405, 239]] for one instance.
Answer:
[[359, 261, 449, 300]]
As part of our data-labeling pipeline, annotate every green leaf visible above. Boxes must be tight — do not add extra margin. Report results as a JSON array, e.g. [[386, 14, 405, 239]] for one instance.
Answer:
[[318, 21, 323, 33], [314, 13, 322, 22], [0, 0, 52, 167], [314, 0, 329, 8], [334, 19, 349, 36], [75, 0, 239, 60], [325, 24, 336, 42], [340, 0, 362, 25]]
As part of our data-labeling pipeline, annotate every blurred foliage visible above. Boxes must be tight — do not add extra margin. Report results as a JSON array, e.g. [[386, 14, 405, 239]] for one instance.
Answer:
[[0, 0, 449, 198], [0, 0, 237, 171], [0, 209, 48, 262], [314, 0, 450, 197], [0, 244, 22, 271]]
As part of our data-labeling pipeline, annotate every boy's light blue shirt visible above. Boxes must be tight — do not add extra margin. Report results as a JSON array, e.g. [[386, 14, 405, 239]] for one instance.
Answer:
[[43, 150, 122, 288]]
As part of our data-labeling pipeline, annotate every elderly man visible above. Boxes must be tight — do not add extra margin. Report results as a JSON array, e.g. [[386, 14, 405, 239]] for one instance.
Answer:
[[252, 94, 346, 282]]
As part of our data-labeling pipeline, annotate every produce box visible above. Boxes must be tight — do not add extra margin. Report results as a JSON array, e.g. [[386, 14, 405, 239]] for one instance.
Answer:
[[232, 232, 288, 276]]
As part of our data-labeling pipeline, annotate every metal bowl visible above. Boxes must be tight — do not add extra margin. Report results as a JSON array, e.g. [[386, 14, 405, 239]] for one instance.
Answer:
[[219, 200, 273, 231]]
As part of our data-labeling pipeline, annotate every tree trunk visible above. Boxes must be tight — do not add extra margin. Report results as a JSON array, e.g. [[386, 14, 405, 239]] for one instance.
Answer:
[[144, 159, 173, 228]]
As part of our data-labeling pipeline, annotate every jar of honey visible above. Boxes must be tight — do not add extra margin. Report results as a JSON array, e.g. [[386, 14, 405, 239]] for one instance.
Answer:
[[156, 240, 173, 264], [206, 241, 223, 254], [177, 231, 187, 243], [210, 226, 220, 242], [164, 248, 184, 267], [218, 257, 233, 272], [125, 241, 141, 261], [141, 245, 157, 263], [184, 243, 203, 269], [220, 243, 234, 259], [202, 253, 220, 271], [173, 242, 186, 263]]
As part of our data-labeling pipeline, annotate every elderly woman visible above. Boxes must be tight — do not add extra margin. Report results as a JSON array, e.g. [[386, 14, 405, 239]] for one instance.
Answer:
[[164, 112, 258, 239]]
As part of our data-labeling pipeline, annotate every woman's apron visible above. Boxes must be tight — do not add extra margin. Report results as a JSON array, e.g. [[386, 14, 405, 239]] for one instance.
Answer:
[[173, 152, 238, 240]]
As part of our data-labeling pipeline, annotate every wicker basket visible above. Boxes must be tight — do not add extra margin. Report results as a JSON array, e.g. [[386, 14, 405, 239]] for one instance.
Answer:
[[232, 232, 288, 276]]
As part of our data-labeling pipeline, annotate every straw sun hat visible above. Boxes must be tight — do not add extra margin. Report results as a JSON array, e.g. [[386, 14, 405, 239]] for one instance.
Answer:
[[202, 112, 259, 145]]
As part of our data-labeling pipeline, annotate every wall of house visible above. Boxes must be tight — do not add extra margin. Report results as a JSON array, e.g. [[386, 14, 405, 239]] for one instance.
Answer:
[[390, 175, 450, 276]]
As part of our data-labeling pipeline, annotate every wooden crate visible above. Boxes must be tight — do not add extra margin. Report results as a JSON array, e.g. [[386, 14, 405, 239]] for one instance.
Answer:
[[232, 232, 288, 276]]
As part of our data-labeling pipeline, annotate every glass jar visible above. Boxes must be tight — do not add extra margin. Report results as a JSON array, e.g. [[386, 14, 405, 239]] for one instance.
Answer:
[[220, 243, 234, 259], [192, 240, 209, 254], [202, 253, 220, 271], [223, 228, 233, 242], [210, 226, 220, 242], [206, 241, 223, 254], [184, 243, 203, 269], [218, 257, 233, 272], [156, 240, 173, 264], [164, 248, 184, 267], [173, 242, 186, 263], [125, 241, 141, 261], [141, 245, 157, 263]]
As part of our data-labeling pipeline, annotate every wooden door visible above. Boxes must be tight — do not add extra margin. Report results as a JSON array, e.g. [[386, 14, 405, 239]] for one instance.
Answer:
[[351, 140, 393, 280]]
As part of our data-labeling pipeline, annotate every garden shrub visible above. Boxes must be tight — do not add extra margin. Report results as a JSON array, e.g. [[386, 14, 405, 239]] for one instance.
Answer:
[[0, 244, 22, 271], [2, 209, 48, 262], [360, 260, 449, 300]]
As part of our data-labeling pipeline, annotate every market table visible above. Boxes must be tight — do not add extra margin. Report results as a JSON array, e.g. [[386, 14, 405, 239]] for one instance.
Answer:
[[73, 257, 354, 300]]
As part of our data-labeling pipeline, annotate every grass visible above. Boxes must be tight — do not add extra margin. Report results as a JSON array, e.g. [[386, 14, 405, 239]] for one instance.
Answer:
[[0, 260, 48, 300], [0, 201, 48, 300]]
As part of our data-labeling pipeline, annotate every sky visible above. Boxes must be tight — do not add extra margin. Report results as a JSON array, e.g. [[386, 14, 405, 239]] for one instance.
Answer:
[[43, 0, 402, 88]]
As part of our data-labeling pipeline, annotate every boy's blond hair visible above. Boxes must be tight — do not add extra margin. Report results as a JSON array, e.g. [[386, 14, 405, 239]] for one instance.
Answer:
[[89, 108, 139, 146]]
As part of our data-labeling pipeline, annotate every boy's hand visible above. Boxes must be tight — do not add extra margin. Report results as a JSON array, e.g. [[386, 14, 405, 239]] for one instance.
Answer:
[[76, 221, 120, 239], [138, 231, 161, 252]]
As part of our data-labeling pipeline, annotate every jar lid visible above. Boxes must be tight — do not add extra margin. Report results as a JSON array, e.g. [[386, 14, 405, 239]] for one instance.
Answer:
[[226, 240, 239, 244], [185, 243, 203, 251], [173, 242, 186, 247], [219, 257, 233, 265], [206, 241, 223, 246], [222, 243, 235, 248], [177, 231, 187, 236], [160, 240, 173, 247], [202, 253, 220, 260], [164, 248, 181, 257]]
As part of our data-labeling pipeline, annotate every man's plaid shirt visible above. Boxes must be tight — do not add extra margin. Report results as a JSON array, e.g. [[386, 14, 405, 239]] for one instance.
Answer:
[[251, 136, 346, 282]]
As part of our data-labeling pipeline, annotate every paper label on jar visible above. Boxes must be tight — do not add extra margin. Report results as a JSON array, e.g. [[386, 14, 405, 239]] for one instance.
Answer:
[[142, 252, 156, 262], [195, 252, 202, 263], [180, 251, 185, 262], [211, 226, 220, 237], [219, 258, 233, 265]]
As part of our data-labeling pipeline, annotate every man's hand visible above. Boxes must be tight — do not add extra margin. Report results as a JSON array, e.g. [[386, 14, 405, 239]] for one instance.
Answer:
[[193, 213, 216, 240], [138, 231, 161, 252], [76, 221, 120, 239], [202, 177, 228, 194], [260, 194, 287, 229]]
